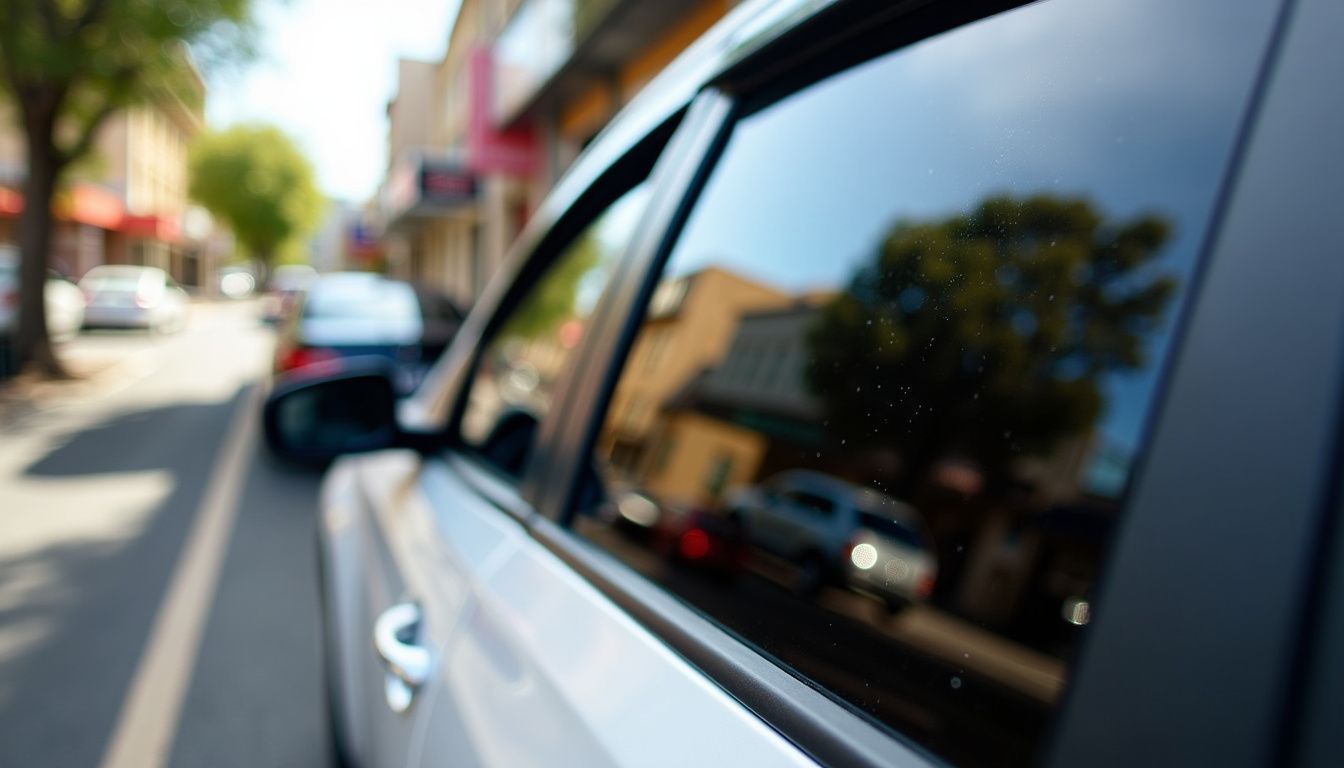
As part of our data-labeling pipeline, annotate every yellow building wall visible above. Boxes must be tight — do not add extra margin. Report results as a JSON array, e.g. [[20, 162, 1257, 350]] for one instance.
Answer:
[[607, 267, 790, 445], [644, 411, 767, 507]]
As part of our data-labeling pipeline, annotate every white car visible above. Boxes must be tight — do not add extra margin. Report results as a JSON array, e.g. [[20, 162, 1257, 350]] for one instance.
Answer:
[[79, 265, 189, 333], [0, 245, 85, 342], [731, 471, 937, 605]]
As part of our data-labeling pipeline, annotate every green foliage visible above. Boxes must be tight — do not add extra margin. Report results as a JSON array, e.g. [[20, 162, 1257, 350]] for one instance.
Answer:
[[0, 0, 256, 168], [503, 228, 601, 340], [188, 124, 322, 265], [806, 194, 1177, 486]]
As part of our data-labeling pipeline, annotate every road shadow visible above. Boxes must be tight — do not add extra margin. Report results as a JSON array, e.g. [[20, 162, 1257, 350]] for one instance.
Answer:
[[0, 384, 329, 767]]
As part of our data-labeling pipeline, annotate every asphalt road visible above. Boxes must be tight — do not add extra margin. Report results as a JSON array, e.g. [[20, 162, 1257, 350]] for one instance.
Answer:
[[0, 300, 333, 767]]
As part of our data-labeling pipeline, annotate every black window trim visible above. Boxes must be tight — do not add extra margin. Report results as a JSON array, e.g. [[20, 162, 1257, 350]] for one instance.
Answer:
[[417, 111, 687, 514], [1050, 0, 1344, 764]]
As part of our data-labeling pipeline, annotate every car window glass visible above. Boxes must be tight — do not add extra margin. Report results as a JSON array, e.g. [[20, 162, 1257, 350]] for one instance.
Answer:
[[303, 278, 420, 321], [571, 0, 1278, 764], [783, 490, 835, 517], [460, 183, 650, 477]]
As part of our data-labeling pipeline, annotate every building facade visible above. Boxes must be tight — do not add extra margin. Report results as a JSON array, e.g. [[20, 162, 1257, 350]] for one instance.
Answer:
[[378, 0, 738, 309], [0, 67, 207, 285]]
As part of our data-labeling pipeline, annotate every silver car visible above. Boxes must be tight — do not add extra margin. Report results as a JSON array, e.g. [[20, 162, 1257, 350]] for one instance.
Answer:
[[731, 470, 936, 604], [79, 265, 189, 332]]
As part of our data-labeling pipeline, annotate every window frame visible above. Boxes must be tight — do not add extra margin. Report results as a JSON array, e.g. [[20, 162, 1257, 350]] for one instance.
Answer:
[[516, 1, 1325, 767], [404, 112, 687, 516]]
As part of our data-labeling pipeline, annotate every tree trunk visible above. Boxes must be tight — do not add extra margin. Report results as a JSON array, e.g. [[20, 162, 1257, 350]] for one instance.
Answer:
[[16, 105, 68, 378]]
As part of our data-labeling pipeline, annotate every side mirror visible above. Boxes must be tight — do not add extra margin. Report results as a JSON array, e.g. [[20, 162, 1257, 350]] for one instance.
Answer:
[[262, 357, 404, 462]]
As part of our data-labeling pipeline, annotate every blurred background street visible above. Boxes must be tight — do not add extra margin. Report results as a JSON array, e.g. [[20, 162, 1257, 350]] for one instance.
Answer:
[[0, 300, 330, 766]]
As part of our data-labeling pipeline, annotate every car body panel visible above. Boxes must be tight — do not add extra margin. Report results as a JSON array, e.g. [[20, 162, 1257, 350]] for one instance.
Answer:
[[406, 457, 821, 768]]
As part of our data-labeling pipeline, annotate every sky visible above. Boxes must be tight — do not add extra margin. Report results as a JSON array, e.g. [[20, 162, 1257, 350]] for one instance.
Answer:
[[205, 0, 460, 203]]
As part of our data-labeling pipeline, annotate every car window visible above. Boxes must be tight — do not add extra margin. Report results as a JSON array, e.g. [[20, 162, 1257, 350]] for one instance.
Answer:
[[781, 490, 835, 517], [570, 0, 1278, 764], [858, 512, 924, 550], [459, 182, 651, 477], [303, 278, 419, 321]]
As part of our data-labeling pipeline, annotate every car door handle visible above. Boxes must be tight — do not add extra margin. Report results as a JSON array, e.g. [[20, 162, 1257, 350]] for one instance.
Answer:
[[373, 602, 432, 713]]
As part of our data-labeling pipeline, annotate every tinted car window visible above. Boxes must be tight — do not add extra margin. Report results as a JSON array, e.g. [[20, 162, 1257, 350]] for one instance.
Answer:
[[782, 490, 836, 517], [460, 183, 650, 477], [573, 0, 1278, 764]]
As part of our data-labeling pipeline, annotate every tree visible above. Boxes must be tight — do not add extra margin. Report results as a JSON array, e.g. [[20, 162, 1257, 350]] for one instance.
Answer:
[[188, 124, 322, 273], [806, 194, 1176, 494], [0, 0, 256, 376], [502, 225, 602, 340]]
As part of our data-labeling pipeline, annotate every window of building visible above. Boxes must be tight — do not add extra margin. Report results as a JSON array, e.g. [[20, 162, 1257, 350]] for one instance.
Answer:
[[459, 182, 650, 477], [572, 0, 1278, 764]]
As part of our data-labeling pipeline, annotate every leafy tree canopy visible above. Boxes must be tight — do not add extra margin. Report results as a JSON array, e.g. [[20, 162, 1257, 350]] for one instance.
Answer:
[[806, 194, 1177, 489], [0, 0, 254, 167], [502, 227, 602, 340], [188, 124, 322, 266]]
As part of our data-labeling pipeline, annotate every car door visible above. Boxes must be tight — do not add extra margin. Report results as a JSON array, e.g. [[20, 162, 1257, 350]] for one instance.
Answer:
[[326, 101, 697, 768]]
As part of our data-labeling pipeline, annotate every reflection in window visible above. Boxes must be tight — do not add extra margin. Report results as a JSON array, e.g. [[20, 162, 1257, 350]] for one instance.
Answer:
[[573, 0, 1277, 765], [460, 183, 649, 475]]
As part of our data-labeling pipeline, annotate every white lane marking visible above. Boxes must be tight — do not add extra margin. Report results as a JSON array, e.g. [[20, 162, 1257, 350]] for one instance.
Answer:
[[97, 384, 261, 768]]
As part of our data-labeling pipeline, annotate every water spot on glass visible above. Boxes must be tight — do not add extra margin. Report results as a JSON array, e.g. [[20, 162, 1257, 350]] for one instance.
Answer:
[[950, 677, 962, 690]]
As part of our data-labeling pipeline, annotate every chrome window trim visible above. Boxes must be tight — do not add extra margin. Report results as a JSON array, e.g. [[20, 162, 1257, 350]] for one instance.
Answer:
[[444, 452, 536, 525]]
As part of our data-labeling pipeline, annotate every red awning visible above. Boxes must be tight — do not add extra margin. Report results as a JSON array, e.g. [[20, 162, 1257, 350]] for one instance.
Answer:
[[0, 187, 21, 216], [61, 184, 124, 230], [0, 184, 180, 244], [120, 213, 181, 243]]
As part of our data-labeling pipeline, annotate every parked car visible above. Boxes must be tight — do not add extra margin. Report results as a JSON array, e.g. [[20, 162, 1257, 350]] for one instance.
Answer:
[[730, 471, 936, 604], [78, 265, 188, 333], [262, 1, 1344, 767], [0, 246, 84, 342], [217, 265, 257, 299], [272, 272, 462, 395], [261, 263, 318, 324]]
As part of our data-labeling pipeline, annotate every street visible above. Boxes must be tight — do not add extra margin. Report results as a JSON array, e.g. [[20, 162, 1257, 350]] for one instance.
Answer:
[[0, 300, 332, 767]]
